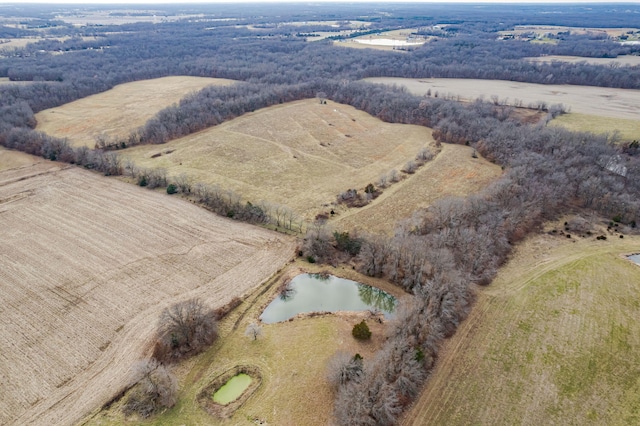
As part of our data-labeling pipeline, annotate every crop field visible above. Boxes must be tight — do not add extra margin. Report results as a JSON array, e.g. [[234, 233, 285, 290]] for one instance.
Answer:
[[366, 77, 640, 140], [120, 99, 436, 220], [336, 144, 502, 234], [525, 55, 640, 67], [35, 76, 236, 148], [88, 262, 407, 426], [0, 163, 295, 426], [402, 224, 640, 425]]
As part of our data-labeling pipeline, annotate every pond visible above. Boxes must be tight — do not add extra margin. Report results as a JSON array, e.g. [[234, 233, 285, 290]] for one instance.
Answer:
[[628, 254, 640, 265], [212, 373, 252, 405], [259, 273, 396, 324]]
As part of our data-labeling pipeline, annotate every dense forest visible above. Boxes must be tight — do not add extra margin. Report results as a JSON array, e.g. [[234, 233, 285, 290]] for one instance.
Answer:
[[1, 3, 640, 425]]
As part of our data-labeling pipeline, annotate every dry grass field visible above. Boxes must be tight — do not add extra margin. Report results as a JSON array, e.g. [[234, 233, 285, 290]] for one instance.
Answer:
[[0, 162, 295, 426], [120, 99, 436, 220], [87, 261, 407, 426], [550, 113, 640, 142], [0, 147, 43, 171], [525, 55, 640, 67], [402, 223, 640, 425], [336, 144, 502, 234], [35, 76, 236, 147], [365, 77, 640, 141]]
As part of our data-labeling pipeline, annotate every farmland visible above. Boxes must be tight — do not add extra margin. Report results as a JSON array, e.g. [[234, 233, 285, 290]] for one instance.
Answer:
[[402, 225, 640, 425], [365, 77, 640, 140], [334, 28, 428, 51], [525, 55, 640, 67], [35, 76, 236, 148], [0, 162, 294, 426], [119, 99, 437, 220]]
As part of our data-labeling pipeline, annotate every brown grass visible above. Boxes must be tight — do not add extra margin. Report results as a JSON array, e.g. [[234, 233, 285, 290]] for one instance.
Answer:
[[0, 163, 295, 426], [35, 76, 236, 147], [402, 221, 640, 425], [335, 144, 502, 234], [0, 147, 43, 172], [121, 99, 436, 220]]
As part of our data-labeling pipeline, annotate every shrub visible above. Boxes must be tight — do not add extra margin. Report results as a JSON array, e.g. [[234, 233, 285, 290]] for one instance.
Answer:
[[166, 184, 177, 194], [352, 320, 371, 340]]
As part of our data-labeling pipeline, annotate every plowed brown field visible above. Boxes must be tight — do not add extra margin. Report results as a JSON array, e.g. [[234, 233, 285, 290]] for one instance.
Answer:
[[0, 163, 294, 426]]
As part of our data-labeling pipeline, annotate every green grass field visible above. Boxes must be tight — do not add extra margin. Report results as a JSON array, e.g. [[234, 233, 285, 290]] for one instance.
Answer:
[[402, 224, 640, 425]]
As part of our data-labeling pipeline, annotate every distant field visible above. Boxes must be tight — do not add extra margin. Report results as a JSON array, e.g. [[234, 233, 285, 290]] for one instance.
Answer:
[[121, 99, 436, 220], [35, 76, 236, 147], [525, 55, 640, 67], [365, 77, 640, 120], [0, 163, 294, 426], [550, 113, 640, 142], [366, 77, 640, 140], [336, 144, 502, 234], [334, 28, 428, 51], [403, 225, 640, 425], [502, 25, 639, 37]]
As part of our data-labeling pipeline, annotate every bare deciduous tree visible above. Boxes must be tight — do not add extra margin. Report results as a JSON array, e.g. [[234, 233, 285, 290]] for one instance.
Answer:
[[123, 359, 177, 418], [155, 298, 217, 362], [244, 322, 263, 340]]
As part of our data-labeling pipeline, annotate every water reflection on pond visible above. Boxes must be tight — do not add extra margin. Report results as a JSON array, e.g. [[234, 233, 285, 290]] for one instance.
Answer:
[[259, 273, 396, 324], [628, 254, 640, 265]]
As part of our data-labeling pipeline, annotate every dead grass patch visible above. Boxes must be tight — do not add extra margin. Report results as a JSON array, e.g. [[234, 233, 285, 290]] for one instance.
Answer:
[[35, 76, 236, 147]]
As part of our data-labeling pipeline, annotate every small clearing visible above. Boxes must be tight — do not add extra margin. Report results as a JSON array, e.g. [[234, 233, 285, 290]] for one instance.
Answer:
[[549, 113, 640, 142], [121, 99, 436, 220], [0, 163, 294, 426], [402, 224, 640, 425], [35, 76, 236, 147]]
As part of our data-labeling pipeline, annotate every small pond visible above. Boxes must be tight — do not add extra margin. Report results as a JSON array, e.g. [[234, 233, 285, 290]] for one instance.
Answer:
[[212, 373, 252, 405], [259, 273, 396, 324], [628, 254, 640, 265]]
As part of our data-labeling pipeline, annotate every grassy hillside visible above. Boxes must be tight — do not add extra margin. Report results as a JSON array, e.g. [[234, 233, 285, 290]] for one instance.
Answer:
[[121, 99, 438, 220], [35, 76, 235, 147], [402, 223, 640, 425]]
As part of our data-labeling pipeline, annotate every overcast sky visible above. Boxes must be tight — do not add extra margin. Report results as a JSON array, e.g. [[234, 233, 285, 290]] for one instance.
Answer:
[[2, 0, 640, 4]]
